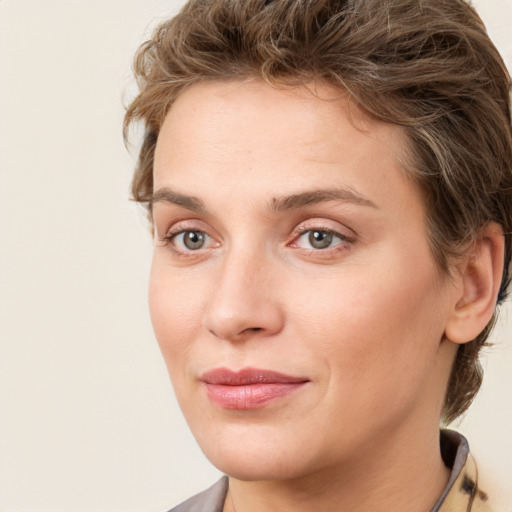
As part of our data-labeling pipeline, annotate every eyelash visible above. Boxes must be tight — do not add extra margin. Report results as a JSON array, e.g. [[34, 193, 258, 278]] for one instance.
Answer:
[[289, 226, 355, 255], [158, 223, 355, 257]]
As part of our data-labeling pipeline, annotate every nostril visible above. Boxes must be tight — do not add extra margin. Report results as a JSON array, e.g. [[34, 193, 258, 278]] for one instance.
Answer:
[[245, 327, 262, 333]]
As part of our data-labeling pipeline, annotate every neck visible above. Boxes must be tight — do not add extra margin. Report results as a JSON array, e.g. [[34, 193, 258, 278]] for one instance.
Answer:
[[224, 424, 450, 512]]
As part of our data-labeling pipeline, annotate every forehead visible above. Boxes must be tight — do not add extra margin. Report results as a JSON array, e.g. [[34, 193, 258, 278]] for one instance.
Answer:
[[153, 79, 420, 219], [155, 79, 410, 171]]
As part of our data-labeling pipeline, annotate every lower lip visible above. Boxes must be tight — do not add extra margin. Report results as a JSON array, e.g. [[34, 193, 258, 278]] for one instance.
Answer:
[[204, 382, 306, 409]]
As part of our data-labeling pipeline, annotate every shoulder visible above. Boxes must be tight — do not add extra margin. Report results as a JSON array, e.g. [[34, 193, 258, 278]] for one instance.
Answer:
[[167, 476, 229, 512]]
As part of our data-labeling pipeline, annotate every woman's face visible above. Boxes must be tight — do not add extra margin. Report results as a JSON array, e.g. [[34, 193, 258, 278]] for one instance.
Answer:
[[150, 80, 458, 480]]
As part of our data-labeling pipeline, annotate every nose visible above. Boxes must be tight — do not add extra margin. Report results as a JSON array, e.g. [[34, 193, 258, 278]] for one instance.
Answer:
[[203, 247, 284, 342]]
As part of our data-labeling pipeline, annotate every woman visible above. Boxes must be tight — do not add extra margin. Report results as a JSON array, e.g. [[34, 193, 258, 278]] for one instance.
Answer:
[[124, 0, 512, 510]]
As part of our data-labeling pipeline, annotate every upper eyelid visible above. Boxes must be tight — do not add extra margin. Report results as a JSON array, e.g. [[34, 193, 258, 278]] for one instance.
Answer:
[[156, 216, 356, 241], [164, 225, 202, 238], [295, 226, 348, 237], [291, 230, 353, 249], [156, 218, 212, 238], [163, 227, 214, 244], [290, 219, 357, 240]]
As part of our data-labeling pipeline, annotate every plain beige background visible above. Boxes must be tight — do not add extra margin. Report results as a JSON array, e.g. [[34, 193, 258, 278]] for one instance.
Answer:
[[0, 1, 511, 511]]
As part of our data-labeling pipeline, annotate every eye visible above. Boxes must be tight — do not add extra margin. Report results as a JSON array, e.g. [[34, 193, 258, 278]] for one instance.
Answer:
[[294, 229, 349, 250], [170, 230, 212, 251], [305, 230, 335, 249]]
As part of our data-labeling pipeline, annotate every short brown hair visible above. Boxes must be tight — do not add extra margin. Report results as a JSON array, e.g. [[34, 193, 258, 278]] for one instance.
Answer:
[[124, 0, 512, 423]]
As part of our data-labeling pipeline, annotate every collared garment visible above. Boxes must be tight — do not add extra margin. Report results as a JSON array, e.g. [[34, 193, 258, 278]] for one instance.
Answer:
[[168, 431, 496, 512], [434, 430, 491, 512]]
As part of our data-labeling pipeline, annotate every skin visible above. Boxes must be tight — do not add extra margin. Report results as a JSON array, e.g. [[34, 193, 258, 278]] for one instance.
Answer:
[[149, 79, 476, 512]]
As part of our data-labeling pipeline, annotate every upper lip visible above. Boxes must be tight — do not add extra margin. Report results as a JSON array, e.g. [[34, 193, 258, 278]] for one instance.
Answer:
[[200, 367, 309, 385]]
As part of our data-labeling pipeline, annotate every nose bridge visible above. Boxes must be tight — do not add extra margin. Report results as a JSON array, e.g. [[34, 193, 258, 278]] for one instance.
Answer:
[[203, 241, 282, 341]]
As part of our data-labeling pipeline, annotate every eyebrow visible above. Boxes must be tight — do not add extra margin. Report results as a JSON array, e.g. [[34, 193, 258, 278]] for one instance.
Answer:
[[150, 186, 377, 214], [151, 187, 206, 213], [269, 188, 377, 211]]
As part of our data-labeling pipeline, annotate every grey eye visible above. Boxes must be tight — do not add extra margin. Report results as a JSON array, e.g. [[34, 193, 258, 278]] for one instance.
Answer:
[[181, 231, 207, 250], [308, 230, 334, 249]]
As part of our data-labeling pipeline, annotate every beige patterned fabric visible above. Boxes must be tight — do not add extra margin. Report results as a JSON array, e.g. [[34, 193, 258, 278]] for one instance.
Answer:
[[436, 430, 494, 512], [438, 450, 492, 512]]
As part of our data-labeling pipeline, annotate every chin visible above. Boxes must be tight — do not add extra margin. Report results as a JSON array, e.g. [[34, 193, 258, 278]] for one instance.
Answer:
[[207, 449, 309, 482], [193, 423, 325, 482]]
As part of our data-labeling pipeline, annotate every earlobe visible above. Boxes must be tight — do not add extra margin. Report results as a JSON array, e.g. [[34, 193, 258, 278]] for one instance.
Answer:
[[444, 223, 505, 345]]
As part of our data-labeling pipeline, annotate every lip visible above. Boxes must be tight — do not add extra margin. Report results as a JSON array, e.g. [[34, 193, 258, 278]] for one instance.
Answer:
[[200, 367, 309, 410]]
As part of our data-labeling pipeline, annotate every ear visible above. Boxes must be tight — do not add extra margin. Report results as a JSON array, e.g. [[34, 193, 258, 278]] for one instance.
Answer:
[[444, 223, 505, 345]]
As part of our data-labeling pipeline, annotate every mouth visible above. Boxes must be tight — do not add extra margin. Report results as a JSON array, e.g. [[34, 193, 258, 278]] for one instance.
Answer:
[[200, 367, 309, 410]]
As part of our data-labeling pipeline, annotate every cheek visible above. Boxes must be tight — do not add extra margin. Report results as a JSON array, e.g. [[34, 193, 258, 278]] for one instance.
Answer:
[[290, 261, 446, 398], [148, 263, 205, 365]]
